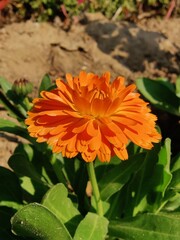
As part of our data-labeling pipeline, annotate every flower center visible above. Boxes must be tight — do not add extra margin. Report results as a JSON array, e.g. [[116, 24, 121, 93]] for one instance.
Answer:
[[91, 89, 107, 101]]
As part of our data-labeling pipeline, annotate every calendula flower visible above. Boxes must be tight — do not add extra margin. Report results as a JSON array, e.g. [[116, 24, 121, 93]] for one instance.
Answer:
[[25, 71, 161, 162]]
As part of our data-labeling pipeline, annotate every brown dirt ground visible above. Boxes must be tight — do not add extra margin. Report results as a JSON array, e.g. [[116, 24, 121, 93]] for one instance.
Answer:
[[0, 13, 180, 166]]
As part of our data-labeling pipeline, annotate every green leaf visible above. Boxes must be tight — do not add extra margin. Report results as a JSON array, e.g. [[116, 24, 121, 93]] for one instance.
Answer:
[[0, 91, 25, 120], [30, 146, 58, 186], [0, 169, 23, 238], [0, 167, 22, 206], [171, 152, 180, 173], [119, 140, 172, 216], [136, 78, 180, 116], [8, 152, 50, 202], [38, 74, 52, 96], [108, 212, 180, 240], [0, 118, 30, 139], [8, 153, 48, 186], [170, 164, 180, 191], [12, 142, 57, 187], [0, 77, 28, 119], [0, 76, 12, 94], [0, 118, 47, 152], [104, 191, 122, 220], [50, 153, 67, 185], [42, 183, 82, 236], [175, 76, 180, 97], [98, 153, 145, 201], [74, 212, 109, 240], [11, 203, 72, 240], [164, 153, 180, 211], [152, 138, 172, 211], [64, 158, 89, 215], [164, 193, 180, 211], [127, 142, 142, 156]]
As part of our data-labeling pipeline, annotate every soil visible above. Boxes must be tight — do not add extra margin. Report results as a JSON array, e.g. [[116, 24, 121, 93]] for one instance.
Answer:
[[0, 13, 180, 166]]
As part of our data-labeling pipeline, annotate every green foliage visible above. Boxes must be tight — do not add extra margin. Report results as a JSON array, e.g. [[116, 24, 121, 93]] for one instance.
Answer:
[[136, 77, 180, 116], [73, 212, 109, 240], [175, 76, 180, 98], [98, 153, 146, 201], [11, 203, 72, 239], [0, 167, 23, 209], [0, 74, 179, 239], [38, 74, 54, 95], [84, 0, 171, 19], [13, 0, 86, 21], [42, 184, 82, 236], [9, 0, 173, 22], [14, 0, 63, 21], [108, 212, 180, 240]]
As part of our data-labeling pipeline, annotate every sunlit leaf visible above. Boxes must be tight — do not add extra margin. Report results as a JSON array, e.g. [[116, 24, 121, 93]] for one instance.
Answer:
[[175, 76, 180, 97], [136, 78, 180, 116], [108, 212, 180, 240], [11, 203, 72, 240], [164, 153, 180, 211], [8, 143, 52, 201], [118, 140, 172, 216], [0, 76, 12, 94], [164, 192, 180, 211], [42, 183, 82, 236], [9, 153, 48, 183], [152, 138, 172, 211], [171, 152, 180, 173], [74, 212, 108, 240]]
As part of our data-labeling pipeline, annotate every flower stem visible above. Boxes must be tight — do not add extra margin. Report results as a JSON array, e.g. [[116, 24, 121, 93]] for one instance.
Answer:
[[24, 97, 33, 111], [87, 161, 104, 217]]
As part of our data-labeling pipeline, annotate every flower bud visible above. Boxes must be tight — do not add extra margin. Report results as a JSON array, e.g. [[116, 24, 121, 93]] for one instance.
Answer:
[[12, 78, 33, 98]]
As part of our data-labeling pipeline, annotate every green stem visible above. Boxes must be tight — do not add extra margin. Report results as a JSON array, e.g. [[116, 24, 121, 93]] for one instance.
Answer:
[[23, 97, 33, 111], [87, 161, 104, 217]]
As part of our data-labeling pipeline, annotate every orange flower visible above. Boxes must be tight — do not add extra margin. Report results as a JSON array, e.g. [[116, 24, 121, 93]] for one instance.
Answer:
[[25, 71, 161, 162]]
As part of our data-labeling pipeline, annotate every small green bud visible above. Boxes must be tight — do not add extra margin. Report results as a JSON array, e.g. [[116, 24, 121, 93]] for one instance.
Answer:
[[12, 78, 33, 98]]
